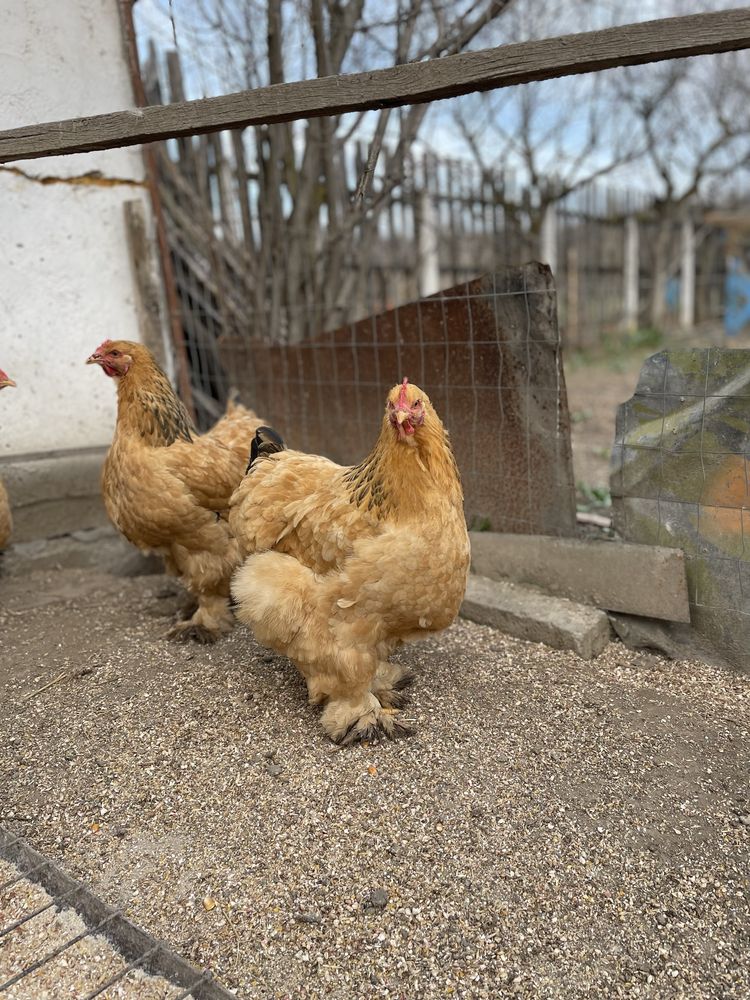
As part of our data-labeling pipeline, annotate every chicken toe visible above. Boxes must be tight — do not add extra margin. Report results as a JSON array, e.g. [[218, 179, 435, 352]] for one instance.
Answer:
[[167, 620, 221, 644], [322, 692, 413, 744], [370, 661, 415, 709], [166, 594, 233, 644]]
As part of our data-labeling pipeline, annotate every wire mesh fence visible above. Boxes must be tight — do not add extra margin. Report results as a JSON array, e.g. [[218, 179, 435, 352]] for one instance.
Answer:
[[610, 346, 750, 668], [220, 264, 578, 537], [140, 43, 736, 432], [0, 826, 233, 999]]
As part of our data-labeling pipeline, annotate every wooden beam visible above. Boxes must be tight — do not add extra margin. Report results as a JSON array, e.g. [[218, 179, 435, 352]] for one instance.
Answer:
[[704, 210, 750, 230], [2, 9, 750, 163]]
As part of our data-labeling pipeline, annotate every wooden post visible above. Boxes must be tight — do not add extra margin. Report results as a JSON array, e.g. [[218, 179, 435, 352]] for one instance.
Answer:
[[623, 214, 639, 331], [566, 244, 580, 348], [540, 202, 557, 275], [5, 10, 750, 163], [418, 188, 441, 297], [680, 213, 696, 329], [116, 0, 195, 420]]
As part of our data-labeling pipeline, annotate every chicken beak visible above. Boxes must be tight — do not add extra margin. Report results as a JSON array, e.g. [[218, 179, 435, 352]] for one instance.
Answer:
[[0, 377, 15, 388], [86, 353, 101, 366], [395, 410, 409, 425]]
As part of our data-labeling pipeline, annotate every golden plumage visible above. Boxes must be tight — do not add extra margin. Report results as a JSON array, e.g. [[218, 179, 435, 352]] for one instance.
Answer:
[[0, 479, 11, 551], [88, 339, 264, 642], [0, 370, 16, 550], [229, 379, 470, 742]]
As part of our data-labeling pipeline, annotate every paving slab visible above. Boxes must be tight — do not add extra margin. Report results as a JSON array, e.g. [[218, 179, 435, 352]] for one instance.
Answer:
[[608, 612, 734, 669], [0, 448, 108, 543], [470, 532, 690, 623], [461, 574, 611, 659], [1, 525, 162, 577]]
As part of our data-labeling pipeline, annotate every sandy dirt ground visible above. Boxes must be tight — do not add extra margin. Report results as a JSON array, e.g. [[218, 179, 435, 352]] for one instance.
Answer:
[[1, 565, 748, 999], [564, 354, 645, 495], [0, 858, 193, 999]]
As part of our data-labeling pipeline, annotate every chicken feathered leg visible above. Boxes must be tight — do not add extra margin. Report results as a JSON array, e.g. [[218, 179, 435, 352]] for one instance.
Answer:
[[233, 547, 416, 742], [230, 382, 470, 743]]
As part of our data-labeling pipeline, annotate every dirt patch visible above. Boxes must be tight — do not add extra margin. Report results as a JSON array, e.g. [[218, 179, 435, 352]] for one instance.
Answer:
[[1, 565, 748, 998], [564, 353, 645, 493]]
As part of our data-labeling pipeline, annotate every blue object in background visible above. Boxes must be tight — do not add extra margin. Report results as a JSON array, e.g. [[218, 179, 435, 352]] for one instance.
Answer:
[[725, 257, 750, 337], [665, 276, 680, 313]]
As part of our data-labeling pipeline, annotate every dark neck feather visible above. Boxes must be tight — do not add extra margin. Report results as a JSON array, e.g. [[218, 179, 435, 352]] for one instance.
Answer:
[[115, 363, 194, 447]]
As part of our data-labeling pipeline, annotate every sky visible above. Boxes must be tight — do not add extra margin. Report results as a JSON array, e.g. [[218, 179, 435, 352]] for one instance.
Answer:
[[132, 0, 750, 201]]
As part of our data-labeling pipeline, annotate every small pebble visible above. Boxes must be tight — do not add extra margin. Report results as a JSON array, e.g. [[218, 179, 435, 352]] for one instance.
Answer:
[[365, 888, 389, 910]]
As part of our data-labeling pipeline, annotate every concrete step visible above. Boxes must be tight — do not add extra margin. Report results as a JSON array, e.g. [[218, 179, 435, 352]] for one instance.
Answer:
[[470, 531, 690, 623], [461, 574, 611, 659]]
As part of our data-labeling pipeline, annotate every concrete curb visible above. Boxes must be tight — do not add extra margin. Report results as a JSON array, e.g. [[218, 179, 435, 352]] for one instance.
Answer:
[[469, 532, 690, 623], [461, 574, 611, 659]]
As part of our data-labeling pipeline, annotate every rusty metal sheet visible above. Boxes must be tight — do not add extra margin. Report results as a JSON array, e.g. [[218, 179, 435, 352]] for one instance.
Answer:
[[220, 264, 576, 536], [611, 348, 750, 670]]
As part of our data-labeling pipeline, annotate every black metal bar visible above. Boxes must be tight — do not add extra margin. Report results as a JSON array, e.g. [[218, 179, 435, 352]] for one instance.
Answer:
[[80, 944, 162, 1000], [0, 909, 122, 992], [173, 973, 213, 1000], [0, 826, 236, 999], [0, 886, 82, 938], [0, 834, 24, 853], [0, 859, 51, 893]]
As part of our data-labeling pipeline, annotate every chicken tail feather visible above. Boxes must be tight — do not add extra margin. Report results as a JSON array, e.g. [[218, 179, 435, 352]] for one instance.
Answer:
[[246, 425, 286, 473]]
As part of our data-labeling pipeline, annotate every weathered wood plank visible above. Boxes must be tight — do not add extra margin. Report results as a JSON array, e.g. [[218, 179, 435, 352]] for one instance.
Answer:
[[1, 10, 749, 162]]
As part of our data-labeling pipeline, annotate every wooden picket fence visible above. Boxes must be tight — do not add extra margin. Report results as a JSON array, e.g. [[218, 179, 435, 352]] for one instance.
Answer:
[[140, 45, 730, 426]]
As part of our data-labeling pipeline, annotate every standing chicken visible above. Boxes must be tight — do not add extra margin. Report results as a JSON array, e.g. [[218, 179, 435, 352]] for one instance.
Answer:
[[0, 369, 17, 550], [87, 339, 264, 642], [229, 378, 470, 743]]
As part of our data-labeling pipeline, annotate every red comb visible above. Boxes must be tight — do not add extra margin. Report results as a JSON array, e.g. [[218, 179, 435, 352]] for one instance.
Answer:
[[398, 376, 409, 407]]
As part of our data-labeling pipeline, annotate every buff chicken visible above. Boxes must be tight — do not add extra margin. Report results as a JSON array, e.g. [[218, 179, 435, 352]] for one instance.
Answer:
[[229, 378, 470, 743], [87, 339, 264, 642]]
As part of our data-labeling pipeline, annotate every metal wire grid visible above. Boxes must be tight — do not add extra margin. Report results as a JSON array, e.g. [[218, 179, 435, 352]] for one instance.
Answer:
[[216, 266, 578, 538], [611, 347, 750, 618], [0, 827, 234, 1000]]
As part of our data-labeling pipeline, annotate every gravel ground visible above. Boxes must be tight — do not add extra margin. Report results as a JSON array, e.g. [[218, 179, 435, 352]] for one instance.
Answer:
[[1, 566, 749, 999], [0, 859, 192, 998]]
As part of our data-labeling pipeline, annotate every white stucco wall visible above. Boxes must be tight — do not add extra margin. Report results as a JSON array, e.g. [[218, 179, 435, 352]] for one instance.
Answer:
[[0, 0, 156, 458]]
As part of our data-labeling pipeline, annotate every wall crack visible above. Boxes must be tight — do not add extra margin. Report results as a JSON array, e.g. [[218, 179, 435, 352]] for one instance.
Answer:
[[0, 165, 146, 189]]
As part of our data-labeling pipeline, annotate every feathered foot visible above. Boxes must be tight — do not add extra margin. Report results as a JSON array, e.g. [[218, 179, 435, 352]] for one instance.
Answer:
[[176, 591, 199, 621], [321, 692, 413, 745], [166, 594, 233, 644], [370, 661, 415, 709], [167, 620, 221, 644]]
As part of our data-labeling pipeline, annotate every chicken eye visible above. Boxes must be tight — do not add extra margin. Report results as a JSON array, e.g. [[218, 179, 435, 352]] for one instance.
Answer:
[[110, 350, 120, 357], [413, 399, 422, 407]]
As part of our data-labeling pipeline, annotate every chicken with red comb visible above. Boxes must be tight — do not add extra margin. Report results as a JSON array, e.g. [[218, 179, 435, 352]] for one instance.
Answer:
[[0, 369, 17, 549], [230, 377, 470, 743], [87, 339, 266, 642]]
